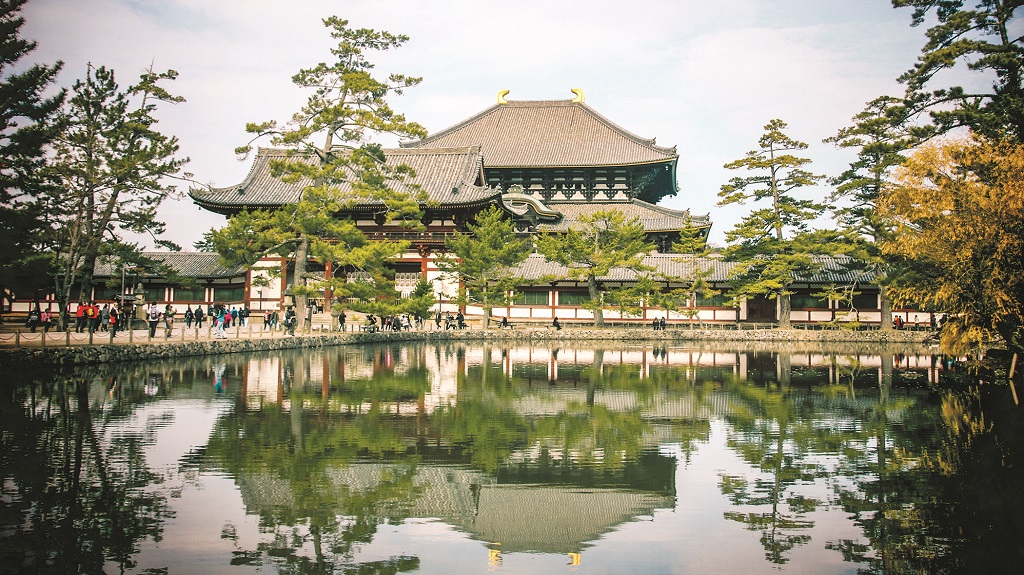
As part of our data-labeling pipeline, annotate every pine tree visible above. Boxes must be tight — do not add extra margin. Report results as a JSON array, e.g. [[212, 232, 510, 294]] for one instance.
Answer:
[[45, 64, 187, 328], [0, 0, 63, 312], [825, 96, 920, 330], [893, 0, 1024, 141], [717, 119, 826, 328], [212, 17, 426, 331], [536, 210, 654, 327], [436, 206, 530, 328]]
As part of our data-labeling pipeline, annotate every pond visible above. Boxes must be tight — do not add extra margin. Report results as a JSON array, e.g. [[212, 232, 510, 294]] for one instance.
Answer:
[[1, 342, 1022, 574]]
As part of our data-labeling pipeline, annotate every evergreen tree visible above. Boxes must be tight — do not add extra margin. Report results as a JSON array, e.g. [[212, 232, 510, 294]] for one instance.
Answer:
[[436, 206, 531, 328], [211, 17, 426, 331], [825, 96, 920, 330], [536, 210, 654, 327], [0, 0, 63, 312], [717, 119, 826, 328], [893, 0, 1024, 141], [45, 64, 187, 328]]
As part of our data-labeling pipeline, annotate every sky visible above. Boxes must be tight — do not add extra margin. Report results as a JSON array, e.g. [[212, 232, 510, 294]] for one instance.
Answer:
[[21, 0, 939, 249]]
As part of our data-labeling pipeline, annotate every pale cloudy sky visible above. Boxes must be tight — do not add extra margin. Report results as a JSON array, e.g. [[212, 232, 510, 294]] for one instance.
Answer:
[[22, 0, 936, 248]]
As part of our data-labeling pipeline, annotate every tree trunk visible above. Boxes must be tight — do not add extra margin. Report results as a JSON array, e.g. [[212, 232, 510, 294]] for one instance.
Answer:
[[879, 284, 893, 330], [294, 235, 310, 333], [482, 283, 491, 329], [588, 274, 604, 327], [778, 289, 792, 329]]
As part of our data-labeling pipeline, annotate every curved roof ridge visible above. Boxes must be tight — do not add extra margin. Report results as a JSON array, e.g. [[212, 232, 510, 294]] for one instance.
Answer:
[[574, 103, 676, 155], [400, 98, 678, 167], [629, 199, 704, 221], [399, 104, 501, 149]]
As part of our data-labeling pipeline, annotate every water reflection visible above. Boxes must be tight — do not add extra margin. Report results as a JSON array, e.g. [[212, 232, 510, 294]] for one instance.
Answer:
[[1, 342, 1021, 574]]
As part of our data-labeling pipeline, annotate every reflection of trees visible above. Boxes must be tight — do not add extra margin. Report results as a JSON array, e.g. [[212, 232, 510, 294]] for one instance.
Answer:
[[718, 368, 825, 564], [824, 353, 946, 573], [202, 351, 429, 574], [828, 357, 1024, 574], [0, 372, 170, 573]]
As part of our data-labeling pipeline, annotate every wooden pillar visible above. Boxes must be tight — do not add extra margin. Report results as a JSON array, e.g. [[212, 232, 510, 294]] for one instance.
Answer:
[[324, 261, 333, 304]]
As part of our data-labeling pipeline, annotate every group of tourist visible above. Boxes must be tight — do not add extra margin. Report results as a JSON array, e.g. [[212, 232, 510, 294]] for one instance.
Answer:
[[22, 302, 130, 335], [72, 301, 125, 334], [893, 312, 948, 331], [434, 311, 466, 330]]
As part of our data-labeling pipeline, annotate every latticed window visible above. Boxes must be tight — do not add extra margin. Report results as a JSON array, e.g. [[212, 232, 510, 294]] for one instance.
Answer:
[[851, 292, 878, 309], [173, 286, 205, 301], [513, 291, 549, 305], [791, 292, 830, 309], [557, 291, 588, 306], [214, 286, 245, 303], [696, 293, 729, 307]]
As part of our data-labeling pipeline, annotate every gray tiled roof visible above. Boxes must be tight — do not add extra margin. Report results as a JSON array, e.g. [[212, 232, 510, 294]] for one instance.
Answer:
[[403, 100, 678, 168], [537, 200, 710, 233], [189, 146, 499, 213], [94, 252, 243, 279], [511, 253, 876, 284]]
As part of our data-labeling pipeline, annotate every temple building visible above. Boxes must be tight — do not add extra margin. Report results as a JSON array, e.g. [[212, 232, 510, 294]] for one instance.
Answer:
[[4, 91, 902, 327], [184, 90, 718, 320]]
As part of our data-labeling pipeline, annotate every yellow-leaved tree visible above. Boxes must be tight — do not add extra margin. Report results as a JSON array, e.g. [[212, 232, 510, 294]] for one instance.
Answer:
[[881, 138, 1024, 356]]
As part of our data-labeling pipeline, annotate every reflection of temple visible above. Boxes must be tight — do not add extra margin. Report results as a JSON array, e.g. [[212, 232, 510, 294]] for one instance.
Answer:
[[209, 343, 947, 562], [236, 344, 946, 416], [234, 461, 674, 555]]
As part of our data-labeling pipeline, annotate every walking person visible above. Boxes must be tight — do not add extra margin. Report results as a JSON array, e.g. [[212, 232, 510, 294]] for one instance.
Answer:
[[75, 302, 86, 332], [147, 301, 160, 338], [215, 306, 227, 339], [87, 302, 99, 333], [100, 303, 110, 332], [164, 304, 176, 337], [184, 305, 193, 329], [195, 306, 204, 330], [108, 306, 119, 337], [284, 305, 297, 336]]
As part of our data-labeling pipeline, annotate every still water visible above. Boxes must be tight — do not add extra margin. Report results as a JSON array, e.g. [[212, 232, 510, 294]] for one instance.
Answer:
[[1, 342, 1022, 574]]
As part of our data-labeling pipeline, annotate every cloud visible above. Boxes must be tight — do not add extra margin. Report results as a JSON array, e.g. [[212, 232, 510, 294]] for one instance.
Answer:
[[21, 0, 938, 247]]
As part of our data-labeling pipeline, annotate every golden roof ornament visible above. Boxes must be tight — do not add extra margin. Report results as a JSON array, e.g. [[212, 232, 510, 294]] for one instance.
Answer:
[[497, 89, 510, 104], [571, 88, 584, 103]]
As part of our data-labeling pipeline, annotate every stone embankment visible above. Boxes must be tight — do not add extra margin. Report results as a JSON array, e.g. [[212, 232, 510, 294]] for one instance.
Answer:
[[0, 328, 937, 368]]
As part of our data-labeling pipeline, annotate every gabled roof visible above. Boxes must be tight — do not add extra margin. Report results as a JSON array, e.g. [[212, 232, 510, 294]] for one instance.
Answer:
[[511, 254, 876, 285], [189, 146, 499, 215], [94, 252, 243, 279], [535, 199, 710, 233], [402, 99, 678, 168]]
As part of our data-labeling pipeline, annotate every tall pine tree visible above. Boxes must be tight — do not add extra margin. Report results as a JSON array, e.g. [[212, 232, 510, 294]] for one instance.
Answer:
[[718, 119, 826, 328], [45, 64, 187, 328], [211, 17, 426, 331], [436, 206, 530, 328], [0, 0, 63, 313]]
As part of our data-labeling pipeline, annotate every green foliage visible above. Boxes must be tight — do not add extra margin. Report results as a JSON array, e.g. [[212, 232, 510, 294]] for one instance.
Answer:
[[214, 17, 426, 331], [718, 119, 829, 327], [536, 210, 654, 326], [41, 63, 186, 327], [893, 0, 1024, 141], [0, 0, 64, 306], [398, 278, 435, 319], [604, 276, 660, 319], [825, 96, 923, 329], [436, 206, 530, 327]]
